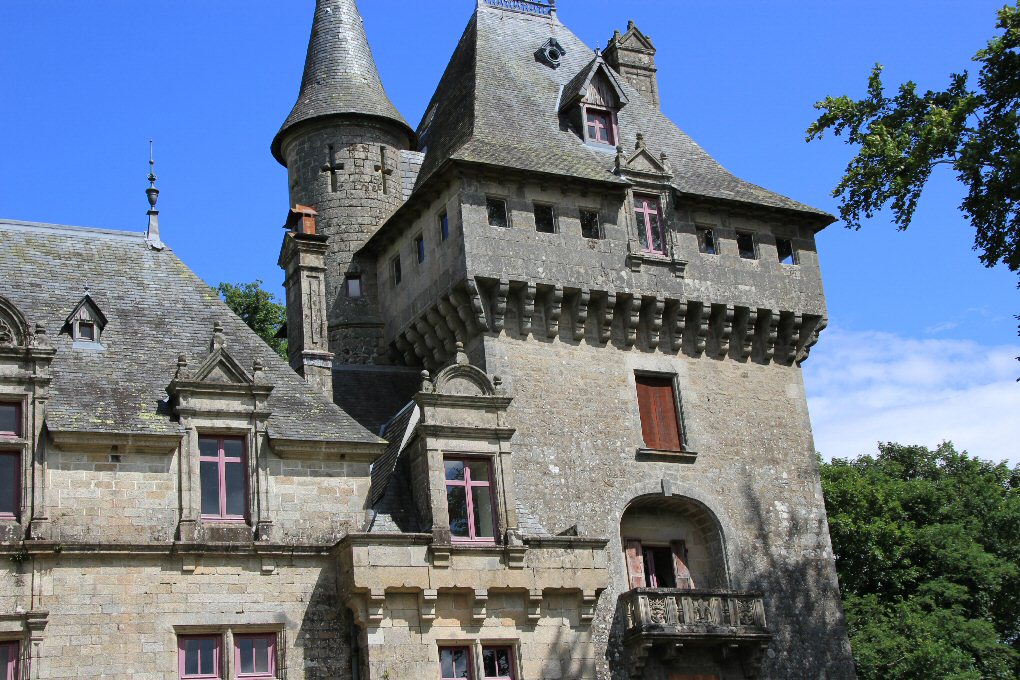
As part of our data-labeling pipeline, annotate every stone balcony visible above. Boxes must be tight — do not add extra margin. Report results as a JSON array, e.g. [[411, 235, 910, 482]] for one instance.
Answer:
[[620, 588, 771, 678]]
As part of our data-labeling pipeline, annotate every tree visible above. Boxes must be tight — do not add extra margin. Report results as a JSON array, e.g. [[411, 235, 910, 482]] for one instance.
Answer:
[[217, 280, 288, 359], [806, 3, 1019, 329], [820, 443, 1020, 679]]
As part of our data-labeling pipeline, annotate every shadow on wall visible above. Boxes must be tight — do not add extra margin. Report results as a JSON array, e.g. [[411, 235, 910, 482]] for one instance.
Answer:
[[296, 564, 354, 679]]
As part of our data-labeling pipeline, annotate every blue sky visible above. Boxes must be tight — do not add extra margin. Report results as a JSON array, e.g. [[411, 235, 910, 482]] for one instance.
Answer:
[[1, 1, 1016, 463]]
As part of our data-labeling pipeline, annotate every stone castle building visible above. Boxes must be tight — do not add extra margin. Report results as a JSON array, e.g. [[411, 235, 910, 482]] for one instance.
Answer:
[[0, 0, 855, 678]]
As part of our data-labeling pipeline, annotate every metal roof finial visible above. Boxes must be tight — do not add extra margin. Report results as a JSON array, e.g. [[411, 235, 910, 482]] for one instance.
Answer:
[[145, 140, 164, 249]]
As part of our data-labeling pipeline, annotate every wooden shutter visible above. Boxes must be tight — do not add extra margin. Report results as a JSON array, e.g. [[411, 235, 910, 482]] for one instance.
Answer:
[[671, 540, 694, 590], [635, 378, 660, 449], [636, 375, 683, 451], [624, 539, 646, 589]]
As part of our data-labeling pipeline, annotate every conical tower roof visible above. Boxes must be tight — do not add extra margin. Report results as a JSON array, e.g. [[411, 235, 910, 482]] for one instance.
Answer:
[[272, 0, 414, 164]]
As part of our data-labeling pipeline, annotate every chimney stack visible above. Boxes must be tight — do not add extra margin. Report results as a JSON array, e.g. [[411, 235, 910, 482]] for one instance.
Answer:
[[604, 21, 660, 109]]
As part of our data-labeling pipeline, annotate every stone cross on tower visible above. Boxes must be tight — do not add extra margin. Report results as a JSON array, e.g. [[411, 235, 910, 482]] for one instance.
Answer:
[[320, 144, 345, 193]]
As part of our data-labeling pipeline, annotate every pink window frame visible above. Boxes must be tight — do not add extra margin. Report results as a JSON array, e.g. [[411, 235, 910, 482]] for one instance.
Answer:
[[234, 633, 276, 680], [634, 194, 666, 255], [198, 436, 248, 522], [1, 641, 17, 680], [438, 645, 474, 680], [583, 105, 617, 146], [0, 452, 20, 522], [0, 401, 21, 438], [178, 635, 221, 680], [481, 645, 516, 680], [445, 457, 498, 545]]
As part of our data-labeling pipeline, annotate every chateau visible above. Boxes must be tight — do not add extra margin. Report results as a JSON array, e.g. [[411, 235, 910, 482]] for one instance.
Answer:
[[0, 1, 856, 678]]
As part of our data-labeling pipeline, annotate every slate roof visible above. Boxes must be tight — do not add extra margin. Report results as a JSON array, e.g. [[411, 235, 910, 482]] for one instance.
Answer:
[[272, 0, 414, 164], [412, 2, 830, 218], [0, 219, 380, 445], [332, 364, 422, 434]]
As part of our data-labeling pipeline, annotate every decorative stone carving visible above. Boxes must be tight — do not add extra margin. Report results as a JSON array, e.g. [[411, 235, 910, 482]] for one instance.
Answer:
[[600, 292, 617, 344], [574, 288, 590, 341], [546, 285, 563, 338]]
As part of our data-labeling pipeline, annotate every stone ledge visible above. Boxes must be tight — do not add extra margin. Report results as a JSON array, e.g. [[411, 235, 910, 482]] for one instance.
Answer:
[[636, 447, 698, 464]]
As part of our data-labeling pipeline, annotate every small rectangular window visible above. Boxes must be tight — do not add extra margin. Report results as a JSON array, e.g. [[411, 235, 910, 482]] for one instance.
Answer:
[[736, 231, 757, 260], [178, 635, 221, 679], [585, 107, 615, 145], [634, 195, 666, 255], [635, 374, 683, 452], [776, 238, 797, 265], [697, 227, 717, 255], [0, 453, 19, 521], [391, 255, 402, 286], [415, 233, 426, 264], [439, 211, 450, 241], [78, 321, 96, 341], [486, 198, 509, 229], [482, 646, 515, 679], [444, 458, 496, 543], [0, 403, 19, 437], [439, 646, 473, 680], [198, 436, 246, 521], [345, 275, 362, 298], [580, 209, 602, 239], [534, 204, 556, 234], [1, 641, 18, 680], [234, 633, 276, 680]]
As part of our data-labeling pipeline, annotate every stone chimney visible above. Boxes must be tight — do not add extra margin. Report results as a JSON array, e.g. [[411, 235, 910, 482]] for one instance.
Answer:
[[604, 20, 660, 109], [278, 205, 335, 398]]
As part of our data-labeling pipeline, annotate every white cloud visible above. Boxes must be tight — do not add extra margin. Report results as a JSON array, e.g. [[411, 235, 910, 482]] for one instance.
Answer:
[[803, 328, 1020, 466]]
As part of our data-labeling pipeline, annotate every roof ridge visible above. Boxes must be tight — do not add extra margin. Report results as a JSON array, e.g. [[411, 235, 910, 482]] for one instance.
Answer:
[[0, 218, 147, 242]]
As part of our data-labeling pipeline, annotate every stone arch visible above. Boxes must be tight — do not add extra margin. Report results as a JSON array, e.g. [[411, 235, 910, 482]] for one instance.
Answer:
[[430, 362, 495, 397], [0, 294, 29, 348]]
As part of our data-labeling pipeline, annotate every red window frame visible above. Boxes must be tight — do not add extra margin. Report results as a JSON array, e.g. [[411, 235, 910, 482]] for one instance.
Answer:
[[0, 402, 20, 437], [481, 645, 516, 680], [234, 633, 276, 680], [198, 436, 247, 522], [439, 645, 473, 680], [635, 374, 684, 452], [178, 635, 221, 680], [584, 106, 616, 146], [634, 194, 666, 255], [444, 458, 497, 544], [1, 641, 17, 680]]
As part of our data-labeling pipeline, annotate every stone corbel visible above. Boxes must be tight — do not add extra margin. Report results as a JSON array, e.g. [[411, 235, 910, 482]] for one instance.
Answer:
[[579, 590, 599, 625], [574, 288, 591, 342], [415, 319, 444, 365], [471, 588, 488, 624], [716, 305, 735, 358], [797, 316, 827, 366], [671, 301, 688, 353], [430, 544, 451, 569], [426, 308, 456, 355], [783, 313, 803, 365], [394, 334, 417, 367], [600, 292, 617, 344], [546, 285, 564, 339], [647, 297, 665, 350], [404, 326, 435, 371], [760, 310, 779, 363], [366, 589, 386, 626], [419, 589, 438, 624], [623, 296, 640, 347], [438, 297, 469, 345], [739, 308, 757, 360], [693, 302, 709, 355], [463, 278, 488, 334], [493, 279, 511, 333], [520, 283, 537, 337], [526, 589, 543, 625]]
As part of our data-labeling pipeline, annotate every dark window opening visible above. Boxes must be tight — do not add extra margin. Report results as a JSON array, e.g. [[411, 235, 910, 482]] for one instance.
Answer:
[[345, 275, 362, 298], [697, 228, 717, 255], [439, 211, 449, 241], [634, 195, 666, 255], [486, 198, 509, 229], [737, 232, 757, 260], [534, 204, 556, 233], [482, 646, 515, 679], [642, 546, 677, 588], [78, 321, 96, 341], [391, 256, 402, 286], [580, 209, 602, 239], [415, 233, 426, 264], [439, 646, 472, 680], [1, 640, 18, 680], [777, 238, 797, 265], [0, 452, 19, 520], [0, 403, 19, 436]]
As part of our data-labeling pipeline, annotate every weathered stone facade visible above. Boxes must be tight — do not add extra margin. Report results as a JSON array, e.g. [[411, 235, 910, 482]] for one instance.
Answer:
[[0, 0, 855, 678]]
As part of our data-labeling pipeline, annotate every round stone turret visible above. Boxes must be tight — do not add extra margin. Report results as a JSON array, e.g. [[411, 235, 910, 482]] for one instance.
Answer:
[[274, 0, 415, 364]]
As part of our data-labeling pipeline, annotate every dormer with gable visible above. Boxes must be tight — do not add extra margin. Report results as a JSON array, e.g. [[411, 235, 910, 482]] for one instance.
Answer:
[[604, 20, 660, 108], [560, 51, 630, 148], [63, 293, 108, 346]]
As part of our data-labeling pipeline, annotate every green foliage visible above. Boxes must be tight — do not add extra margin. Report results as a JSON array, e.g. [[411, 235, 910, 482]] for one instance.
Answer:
[[821, 442, 1020, 679], [807, 3, 1020, 316], [216, 280, 287, 359]]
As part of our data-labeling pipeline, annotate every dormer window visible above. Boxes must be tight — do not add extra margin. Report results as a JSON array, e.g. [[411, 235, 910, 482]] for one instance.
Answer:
[[560, 53, 629, 149], [585, 107, 616, 146], [65, 293, 107, 344]]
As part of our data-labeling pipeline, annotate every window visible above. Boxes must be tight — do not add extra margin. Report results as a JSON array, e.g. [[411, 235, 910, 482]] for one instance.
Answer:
[[77, 321, 96, 341], [585, 107, 615, 145], [199, 436, 246, 521], [439, 211, 450, 241], [634, 195, 666, 255], [391, 255, 402, 286], [777, 238, 797, 265], [736, 231, 757, 260], [444, 458, 496, 543], [439, 646, 472, 680], [634, 374, 683, 452], [0, 453, 19, 521], [697, 227, 717, 255], [1, 641, 17, 680], [534, 204, 556, 234], [486, 198, 509, 229], [625, 539, 695, 590], [178, 635, 221, 680], [580, 209, 602, 239], [0, 403, 19, 437], [234, 634, 276, 680], [482, 646, 515, 679], [345, 275, 362, 298], [415, 233, 426, 264]]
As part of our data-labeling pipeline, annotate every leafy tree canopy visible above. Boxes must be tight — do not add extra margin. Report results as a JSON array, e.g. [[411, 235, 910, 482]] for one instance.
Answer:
[[821, 443, 1020, 679], [217, 280, 287, 359], [807, 3, 1019, 289]]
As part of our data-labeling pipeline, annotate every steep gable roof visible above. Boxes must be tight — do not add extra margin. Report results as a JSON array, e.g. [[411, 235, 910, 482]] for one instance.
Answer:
[[0, 219, 380, 446]]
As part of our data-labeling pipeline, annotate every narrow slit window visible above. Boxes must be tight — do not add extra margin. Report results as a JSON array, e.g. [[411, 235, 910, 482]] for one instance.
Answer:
[[0, 452, 19, 521], [634, 195, 666, 255], [697, 227, 717, 255], [444, 458, 496, 543], [198, 436, 247, 521], [439, 211, 450, 241], [534, 204, 556, 234], [737, 232, 757, 260], [482, 646, 515, 679], [580, 209, 602, 239], [439, 646, 473, 680], [178, 635, 221, 680], [391, 255, 402, 286], [486, 198, 509, 229], [777, 238, 797, 265], [345, 275, 362, 298], [415, 233, 426, 264], [635, 374, 684, 452], [234, 633, 276, 680], [1, 641, 18, 680]]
